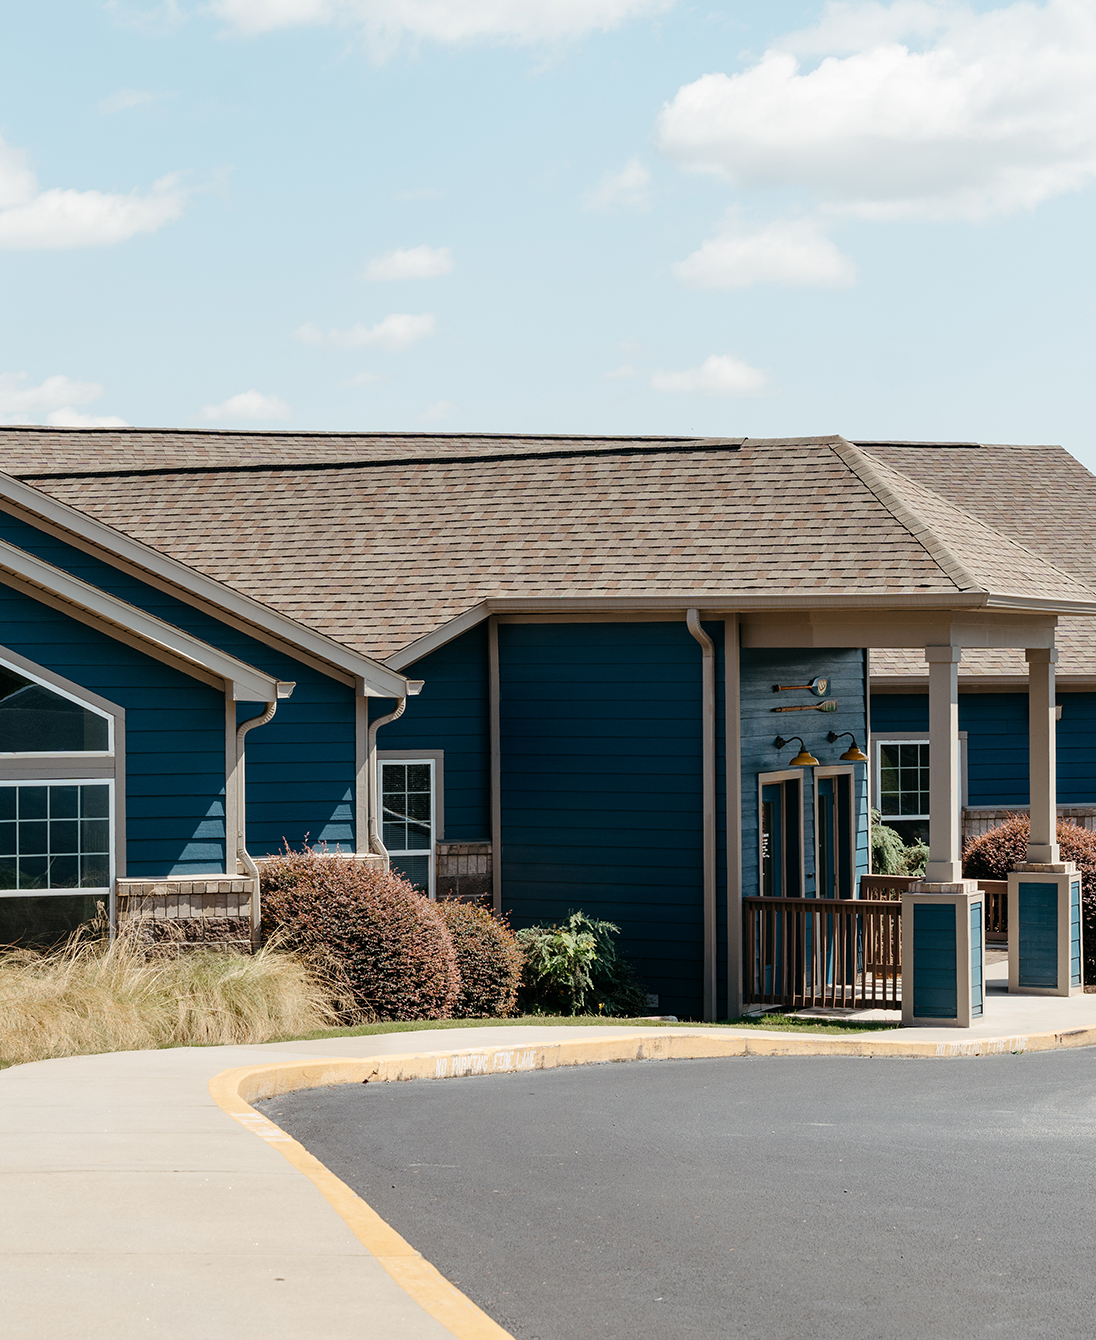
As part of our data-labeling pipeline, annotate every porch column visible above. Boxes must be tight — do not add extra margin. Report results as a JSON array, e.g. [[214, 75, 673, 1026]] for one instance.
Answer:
[[925, 645, 962, 884], [1026, 647, 1060, 864]]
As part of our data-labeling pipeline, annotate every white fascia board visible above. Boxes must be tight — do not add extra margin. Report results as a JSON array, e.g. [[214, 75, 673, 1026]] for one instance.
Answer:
[[0, 538, 284, 702], [0, 473, 409, 698]]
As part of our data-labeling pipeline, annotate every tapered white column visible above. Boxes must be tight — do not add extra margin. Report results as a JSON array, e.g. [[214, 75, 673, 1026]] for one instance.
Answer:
[[925, 645, 962, 884], [1026, 647, 1060, 864]]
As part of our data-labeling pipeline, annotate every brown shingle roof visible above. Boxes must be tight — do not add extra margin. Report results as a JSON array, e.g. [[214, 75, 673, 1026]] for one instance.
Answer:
[[1, 428, 1094, 665]]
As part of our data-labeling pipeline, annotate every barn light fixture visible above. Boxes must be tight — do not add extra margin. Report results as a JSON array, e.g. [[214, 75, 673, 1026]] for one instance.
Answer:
[[774, 735, 820, 767], [827, 731, 869, 763]]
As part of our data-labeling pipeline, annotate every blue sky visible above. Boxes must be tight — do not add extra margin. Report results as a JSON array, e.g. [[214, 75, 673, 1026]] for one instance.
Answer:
[[1, 0, 1094, 464]]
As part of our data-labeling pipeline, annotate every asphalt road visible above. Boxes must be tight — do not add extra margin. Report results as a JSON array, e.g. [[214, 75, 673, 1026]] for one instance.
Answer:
[[258, 1051, 1096, 1340]]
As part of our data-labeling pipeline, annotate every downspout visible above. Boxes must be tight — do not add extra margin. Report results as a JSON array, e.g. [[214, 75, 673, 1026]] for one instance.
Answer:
[[236, 699, 278, 948], [367, 698, 407, 861], [687, 609, 717, 1022]]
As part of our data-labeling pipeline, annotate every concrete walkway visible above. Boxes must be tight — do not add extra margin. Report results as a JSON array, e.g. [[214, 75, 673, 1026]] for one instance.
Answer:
[[6, 966, 1096, 1340]]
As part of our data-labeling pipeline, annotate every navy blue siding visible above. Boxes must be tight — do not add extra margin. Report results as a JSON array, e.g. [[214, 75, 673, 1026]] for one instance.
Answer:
[[1071, 879, 1082, 987], [971, 902, 983, 1018], [912, 902, 958, 1018], [0, 580, 225, 875], [741, 649, 869, 898], [374, 624, 490, 841], [0, 513, 356, 859], [871, 690, 1096, 807], [1017, 881, 1058, 989], [495, 621, 722, 1021]]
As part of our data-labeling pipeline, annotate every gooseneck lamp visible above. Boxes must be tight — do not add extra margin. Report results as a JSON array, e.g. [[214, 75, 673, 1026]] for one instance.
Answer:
[[827, 730, 869, 762], [774, 735, 820, 767]]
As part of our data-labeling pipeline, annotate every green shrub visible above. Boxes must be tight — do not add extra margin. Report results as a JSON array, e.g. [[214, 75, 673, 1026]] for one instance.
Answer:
[[435, 900, 523, 1018], [870, 810, 907, 875], [963, 815, 1096, 983], [516, 911, 648, 1016], [261, 849, 460, 1021]]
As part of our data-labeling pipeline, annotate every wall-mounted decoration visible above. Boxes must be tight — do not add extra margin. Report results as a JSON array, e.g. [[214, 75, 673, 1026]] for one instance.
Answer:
[[773, 735, 819, 767], [771, 699, 839, 714], [772, 676, 828, 696]]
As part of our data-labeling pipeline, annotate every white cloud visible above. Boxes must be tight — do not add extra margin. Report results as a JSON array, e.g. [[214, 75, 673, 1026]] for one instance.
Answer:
[[364, 244, 453, 281], [651, 355, 767, 397], [0, 372, 107, 423], [656, 0, 1096, 221], [97, 88, 162, 114], [210, 0, 672, 46], [200, 390, 292, 421], [673, 215, 856, 289], [298, 312, 436, 351], [346, 370, 386, 385], [418, 399, 457, 422], [603, 364, 638, 380], [0, 133, 186, 248], [584, 158, 651, 212], [46, 409, 130, 427]]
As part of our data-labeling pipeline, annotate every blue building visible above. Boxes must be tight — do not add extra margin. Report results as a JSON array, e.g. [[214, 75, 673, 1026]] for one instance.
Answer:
[[0, 428, 1092, 1019]]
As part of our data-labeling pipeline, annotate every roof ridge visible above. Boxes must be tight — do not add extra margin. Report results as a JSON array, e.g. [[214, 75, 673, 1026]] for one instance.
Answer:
[[14, 437, 752, 482], [831, 440, 985, 593], [837, 440, 1096, 600]]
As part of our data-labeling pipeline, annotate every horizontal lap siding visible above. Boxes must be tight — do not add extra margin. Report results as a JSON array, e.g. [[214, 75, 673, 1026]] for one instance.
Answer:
[[870, 691, 1096, 807], [741, 648, 868, 898], [0, 513, 355, 858], [498, 621, 708, 1021], [0, 581, 225, 876], [374, 624, 490, 841]]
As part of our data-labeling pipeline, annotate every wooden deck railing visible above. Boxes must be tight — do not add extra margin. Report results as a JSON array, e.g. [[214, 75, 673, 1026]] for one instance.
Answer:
[[857, 874, 1008, 941], [743, 896, 902, 1011]]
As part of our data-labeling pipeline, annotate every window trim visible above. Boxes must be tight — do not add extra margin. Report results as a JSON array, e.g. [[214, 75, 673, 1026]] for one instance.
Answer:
[[0, 776, 116, 901], [813, 765, 857, 899], [378, 751, 443, 898], [871, 732, 968, 817], [757, 769, 805, 898]]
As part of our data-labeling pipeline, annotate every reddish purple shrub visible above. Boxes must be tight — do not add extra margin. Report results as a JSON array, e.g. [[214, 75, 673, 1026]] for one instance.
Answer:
[[964, 815, 1096, 983], [260, 850, 460, 1021], [435, 900, 524, 1018]]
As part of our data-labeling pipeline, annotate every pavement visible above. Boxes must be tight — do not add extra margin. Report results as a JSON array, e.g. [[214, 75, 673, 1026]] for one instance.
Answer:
[[4, 958, 1096, 1339], [258, 1049, 1096, 1340]]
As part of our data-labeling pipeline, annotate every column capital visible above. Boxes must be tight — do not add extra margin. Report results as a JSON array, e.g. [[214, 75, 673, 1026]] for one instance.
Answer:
[[1025, 647, 1059, 664], [924, 645, 962, 664]]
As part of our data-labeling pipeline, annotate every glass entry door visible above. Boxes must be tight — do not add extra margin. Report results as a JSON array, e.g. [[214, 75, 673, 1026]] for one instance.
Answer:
[[760, 778, 801, 897]]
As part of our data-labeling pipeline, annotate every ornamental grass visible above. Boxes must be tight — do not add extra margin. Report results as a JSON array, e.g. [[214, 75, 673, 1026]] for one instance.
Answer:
[[0, 917, 337, 1067]]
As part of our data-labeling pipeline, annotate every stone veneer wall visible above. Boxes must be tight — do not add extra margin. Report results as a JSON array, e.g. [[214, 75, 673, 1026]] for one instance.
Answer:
[[962, 806, 1096, 842], [436, 841, 492, 903], [115, 877, 256, 948]]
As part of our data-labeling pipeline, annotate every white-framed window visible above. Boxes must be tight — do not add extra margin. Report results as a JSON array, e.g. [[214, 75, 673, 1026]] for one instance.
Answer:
[[0, 780, 114, 897], [379, 755, 439, 898], [871, 731, 967, 848], [0, 648, 124, 901]]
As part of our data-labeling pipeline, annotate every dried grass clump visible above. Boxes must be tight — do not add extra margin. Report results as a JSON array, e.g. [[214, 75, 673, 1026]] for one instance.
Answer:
[[436, 900, 523, 1018], [964, 814, 1096, 983], [0, 918, 337, 1067], [261, 849, 460, 1021]]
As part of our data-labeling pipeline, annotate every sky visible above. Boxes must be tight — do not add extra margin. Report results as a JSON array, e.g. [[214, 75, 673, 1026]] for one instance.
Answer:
[[1, 0, 1094, 464]]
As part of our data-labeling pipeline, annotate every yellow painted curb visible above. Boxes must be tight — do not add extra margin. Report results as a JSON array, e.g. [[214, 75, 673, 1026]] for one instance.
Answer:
[[210, 1022, 1096, 1337]]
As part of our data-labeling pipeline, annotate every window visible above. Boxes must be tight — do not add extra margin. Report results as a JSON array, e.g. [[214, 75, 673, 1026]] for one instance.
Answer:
[[0, 666, 111, 754], [381, 759, 435, 896], [875, 738, 930, 847], [0, 783, 112, 893], [760, 775, 802, 897]]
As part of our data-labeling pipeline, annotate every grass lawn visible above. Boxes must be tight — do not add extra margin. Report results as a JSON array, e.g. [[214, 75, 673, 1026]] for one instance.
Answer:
[[271, 1011, 901, 1045]]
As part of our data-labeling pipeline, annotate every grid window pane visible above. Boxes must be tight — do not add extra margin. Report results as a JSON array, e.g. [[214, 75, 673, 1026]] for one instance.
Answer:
[[878, 742, 929, 820], [380, 762, 434, 885], [0, 784, 111, 892]]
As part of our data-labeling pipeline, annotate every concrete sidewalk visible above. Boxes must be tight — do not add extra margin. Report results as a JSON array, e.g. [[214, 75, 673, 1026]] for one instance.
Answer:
[[6, 969, 1096, 1340]]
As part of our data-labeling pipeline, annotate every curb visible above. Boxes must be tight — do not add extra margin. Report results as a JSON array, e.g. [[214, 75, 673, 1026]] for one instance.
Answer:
[[209, 1023, 1096, 1337]]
